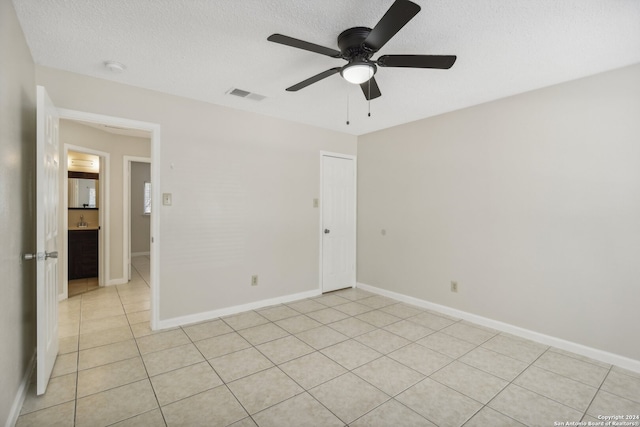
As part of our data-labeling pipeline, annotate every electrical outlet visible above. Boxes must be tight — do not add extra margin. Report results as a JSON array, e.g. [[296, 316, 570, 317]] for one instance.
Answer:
[[450, 281, 458, 293], [251, 275, 258, 286]]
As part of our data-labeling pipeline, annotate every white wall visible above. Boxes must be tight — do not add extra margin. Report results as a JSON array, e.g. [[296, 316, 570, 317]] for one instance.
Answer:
[[60, 120, 151, 286], [37, 66, 357, 320], [0, 0, 36, 424], [357, 64, 640, 362], [130, 161, 151, 254]]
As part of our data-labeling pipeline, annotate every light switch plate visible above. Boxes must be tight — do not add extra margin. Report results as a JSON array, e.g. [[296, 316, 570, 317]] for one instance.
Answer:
[[162, 193, 172, 206]]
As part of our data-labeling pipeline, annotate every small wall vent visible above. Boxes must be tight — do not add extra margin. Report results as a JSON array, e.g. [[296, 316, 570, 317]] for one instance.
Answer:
[[226, 88, 266, 101]]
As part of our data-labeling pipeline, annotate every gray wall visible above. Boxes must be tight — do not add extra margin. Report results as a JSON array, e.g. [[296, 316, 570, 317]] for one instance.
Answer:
[[0, 0, 36, 424], [131, 161, 151, 254], [357, 64, 640, 361]]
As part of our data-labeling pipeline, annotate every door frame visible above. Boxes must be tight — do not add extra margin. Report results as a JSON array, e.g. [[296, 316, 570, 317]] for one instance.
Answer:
[[61, 144, 110, 299], [319, 151, 357, 293], [58, 108, 161, 330], [124, 156, 152, 281]]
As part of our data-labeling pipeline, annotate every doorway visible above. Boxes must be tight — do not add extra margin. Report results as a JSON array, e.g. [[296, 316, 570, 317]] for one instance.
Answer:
[[64, 148, 108, 298], [58, 108, 161, 331], [124, 157, 152, 282], [320, 152, 357, 293]]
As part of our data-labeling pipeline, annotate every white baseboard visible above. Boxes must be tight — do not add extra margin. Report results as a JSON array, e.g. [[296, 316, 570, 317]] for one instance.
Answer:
[[5, 349, 36, 427], [131, 252, 150, 257], [107, 278, 128, 286], [157, 288, 323, 330], [357, 282, 640, 373]]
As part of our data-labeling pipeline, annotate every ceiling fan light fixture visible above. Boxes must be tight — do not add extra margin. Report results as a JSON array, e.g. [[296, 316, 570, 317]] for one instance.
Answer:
[[341, 61, 376, 85]]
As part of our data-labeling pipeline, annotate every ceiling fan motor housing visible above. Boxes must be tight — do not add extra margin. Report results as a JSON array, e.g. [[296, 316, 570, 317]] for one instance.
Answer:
[[338, 27, 375, 60]]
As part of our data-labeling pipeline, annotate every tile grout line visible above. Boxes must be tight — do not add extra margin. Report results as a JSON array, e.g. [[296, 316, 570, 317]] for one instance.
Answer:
[[362, 314, 578, 426], [286, 298, 450, 426], [76, 269, 155, 426], [529, 355, 610, 388], [79, 293, 432, 424], [243, 322, 379, 425], [72, 294, 84, 427], [510, 347, 610, 420], [78, 264, 166, 425], [321, 294, 447, 426], [546, 347, 612, 370], [581, 363, 613, 423], [181, 315, 260, 426], [491, 345, 608, 425], [161, 321, 365, 426], [305, 293, 394, 426], [112, 263, 167, 427], [203, 299, 389, 425], [469, 345, 551, 427], [410, 322, 497, 426], [39, 282, 637, 427]]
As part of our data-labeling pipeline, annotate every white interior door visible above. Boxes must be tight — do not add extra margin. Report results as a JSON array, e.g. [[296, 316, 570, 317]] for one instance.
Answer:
[[321, 154, 356, 293], [36, 86, 60, 395]]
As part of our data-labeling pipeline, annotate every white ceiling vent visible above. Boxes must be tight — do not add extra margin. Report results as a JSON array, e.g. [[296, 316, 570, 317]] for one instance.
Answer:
[[227, 88, 266, 102]]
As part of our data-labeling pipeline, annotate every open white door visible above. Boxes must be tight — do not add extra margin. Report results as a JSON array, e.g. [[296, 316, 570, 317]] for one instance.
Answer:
[[35, 86, 60, 395], [321, 153, 356, 293]]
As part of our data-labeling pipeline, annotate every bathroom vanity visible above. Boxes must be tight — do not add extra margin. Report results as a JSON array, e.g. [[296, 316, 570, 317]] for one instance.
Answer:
[[68, 228, 99, 279]]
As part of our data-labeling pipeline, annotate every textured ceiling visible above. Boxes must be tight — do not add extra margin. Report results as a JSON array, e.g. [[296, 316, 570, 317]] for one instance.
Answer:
[[13, 0, 640, 135]]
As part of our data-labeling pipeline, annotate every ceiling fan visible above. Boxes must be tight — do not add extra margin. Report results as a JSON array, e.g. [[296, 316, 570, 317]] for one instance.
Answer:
[[267, 0, 456, 100]]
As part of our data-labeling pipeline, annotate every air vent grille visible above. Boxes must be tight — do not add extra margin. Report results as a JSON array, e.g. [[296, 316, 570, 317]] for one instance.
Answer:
[[229, 88, 250, 97], [227, 88, 266, 101]]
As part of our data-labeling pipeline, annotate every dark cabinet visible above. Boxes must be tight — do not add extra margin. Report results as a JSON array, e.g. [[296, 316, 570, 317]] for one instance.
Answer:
[[68, 229, 98, 279]]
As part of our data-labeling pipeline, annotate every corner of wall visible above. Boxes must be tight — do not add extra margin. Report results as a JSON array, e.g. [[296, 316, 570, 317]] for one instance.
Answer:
[[3, 350, 36, 427]]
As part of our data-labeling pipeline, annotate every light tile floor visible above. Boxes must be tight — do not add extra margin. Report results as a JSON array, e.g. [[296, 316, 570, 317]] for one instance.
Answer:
[[68, 277, 99, 297], [17, 256, 640, 426]]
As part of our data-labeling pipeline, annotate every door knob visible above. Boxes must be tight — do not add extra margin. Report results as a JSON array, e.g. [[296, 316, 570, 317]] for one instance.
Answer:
[[23, 251, 58, 261], [324, 229, 330, 234]]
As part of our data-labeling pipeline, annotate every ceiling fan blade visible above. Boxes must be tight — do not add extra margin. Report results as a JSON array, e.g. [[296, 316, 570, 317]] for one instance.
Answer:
[[360, 77, 382, 100], [268, 34, 342, 58], [377, 54, 457, 69], [286, 67, 342, 92], [363, 0, 421, 51]]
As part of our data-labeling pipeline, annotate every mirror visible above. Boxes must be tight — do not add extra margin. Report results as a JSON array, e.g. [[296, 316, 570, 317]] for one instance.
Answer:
[[69, 178, 99, 208]]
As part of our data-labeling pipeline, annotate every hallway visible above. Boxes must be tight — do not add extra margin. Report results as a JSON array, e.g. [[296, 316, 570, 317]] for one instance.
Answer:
[[17, 256, 152, 426]]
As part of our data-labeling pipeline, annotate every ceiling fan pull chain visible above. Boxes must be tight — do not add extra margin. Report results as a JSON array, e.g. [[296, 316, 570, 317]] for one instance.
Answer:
[[368, 79, 372, 117], [346, 94, 350, 125]]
